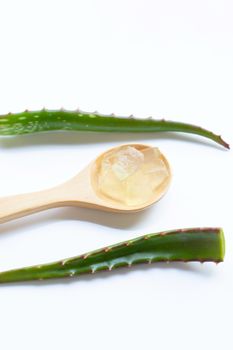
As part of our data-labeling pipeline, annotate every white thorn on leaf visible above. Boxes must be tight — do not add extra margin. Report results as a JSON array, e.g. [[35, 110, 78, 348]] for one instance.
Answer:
[[104, 247, 111, 252], [61, 259, 68, 266], [160, 232, 167, 236]]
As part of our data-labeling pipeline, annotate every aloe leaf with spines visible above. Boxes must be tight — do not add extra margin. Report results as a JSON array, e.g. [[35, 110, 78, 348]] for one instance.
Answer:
[[0, 228, 225, 284], [0, 109, 229, 149]]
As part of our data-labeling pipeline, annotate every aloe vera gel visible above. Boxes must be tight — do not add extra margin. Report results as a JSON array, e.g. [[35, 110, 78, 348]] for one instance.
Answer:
[[96, 146, 170, 206]]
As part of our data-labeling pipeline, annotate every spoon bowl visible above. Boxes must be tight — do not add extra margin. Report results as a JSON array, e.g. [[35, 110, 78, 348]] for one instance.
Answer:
[[0, 144, 171, 223]]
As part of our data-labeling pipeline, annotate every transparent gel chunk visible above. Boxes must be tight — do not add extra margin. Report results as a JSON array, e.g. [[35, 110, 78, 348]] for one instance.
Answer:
[[97, 146, 169, 206]]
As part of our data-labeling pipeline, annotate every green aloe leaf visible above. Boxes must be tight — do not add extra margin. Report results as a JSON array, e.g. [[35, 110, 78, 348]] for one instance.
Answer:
[[0, 109, 229, 148], [0, 227, 225, 284]]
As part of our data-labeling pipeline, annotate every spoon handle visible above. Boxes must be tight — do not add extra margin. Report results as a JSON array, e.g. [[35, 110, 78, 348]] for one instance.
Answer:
[[0, 187, 63, 223]]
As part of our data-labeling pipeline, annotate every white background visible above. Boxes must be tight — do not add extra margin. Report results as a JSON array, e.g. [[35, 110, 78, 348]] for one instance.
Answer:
[[0, 1, 232, 349]]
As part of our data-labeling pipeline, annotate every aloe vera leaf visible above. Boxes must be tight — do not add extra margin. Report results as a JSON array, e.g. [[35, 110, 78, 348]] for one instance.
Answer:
[[0, 228, 225, 284], [0, 109, 229, 149]]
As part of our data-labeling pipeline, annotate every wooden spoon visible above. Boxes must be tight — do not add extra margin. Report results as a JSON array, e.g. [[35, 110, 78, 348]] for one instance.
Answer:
[[0, 144, 171, 223]]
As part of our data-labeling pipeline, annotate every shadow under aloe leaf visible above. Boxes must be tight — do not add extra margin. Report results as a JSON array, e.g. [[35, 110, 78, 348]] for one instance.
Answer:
[[0, 131, 226, 150]]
